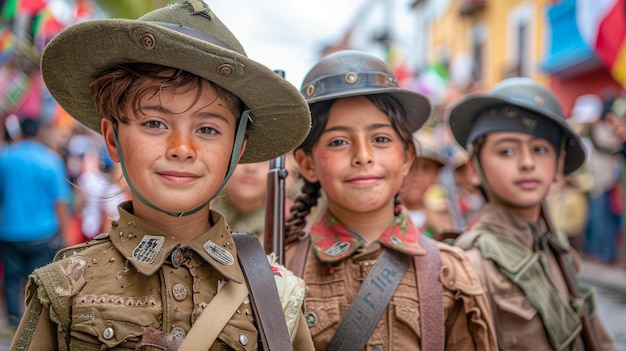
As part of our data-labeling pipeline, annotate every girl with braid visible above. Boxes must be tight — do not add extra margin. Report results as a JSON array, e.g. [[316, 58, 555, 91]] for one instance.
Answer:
[[283, 50, 498, 351]]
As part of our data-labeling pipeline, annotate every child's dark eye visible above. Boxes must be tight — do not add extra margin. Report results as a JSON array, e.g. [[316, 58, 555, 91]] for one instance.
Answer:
[[534, 146, 549, 154], [198, 126, 219, 135], [328, 139, 348, 147], [499, 148, 514, 156], [143, 120, 165, 129], [373, 136, 391, 143]]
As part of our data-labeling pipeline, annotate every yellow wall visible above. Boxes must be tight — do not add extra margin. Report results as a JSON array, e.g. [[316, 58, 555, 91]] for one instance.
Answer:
[[430, 0, 550, 90]]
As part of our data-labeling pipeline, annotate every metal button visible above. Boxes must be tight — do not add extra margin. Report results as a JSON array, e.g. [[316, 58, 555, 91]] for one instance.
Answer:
[[170, 247, 184, 268], [217, 63, 234, 76], [239, 334, 248, 346], [170, 326, 186, 339], [103, 327, 115, 340], [173, 283, 188, 301], [305, 312, 318, 328], [140, 33, 156, 50], [345, 72, 358, 84]]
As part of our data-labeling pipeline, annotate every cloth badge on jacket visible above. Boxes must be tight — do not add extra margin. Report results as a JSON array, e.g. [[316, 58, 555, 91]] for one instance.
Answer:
[[311, 206, 425, 263]]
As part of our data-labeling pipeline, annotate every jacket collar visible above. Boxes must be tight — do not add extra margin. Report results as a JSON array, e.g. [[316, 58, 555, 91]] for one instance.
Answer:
[[109, 201, 244, 283], [310, 205, 426, 263]]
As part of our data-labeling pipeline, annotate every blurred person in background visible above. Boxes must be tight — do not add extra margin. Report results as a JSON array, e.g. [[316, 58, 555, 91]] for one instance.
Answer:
[[570, 94, 623, 265], [399, 126, 456, 239], [73, 141, 129, 245], [450, 145, 485, 227], [0, 117, 72, 338], [213, 160, 270, 242]]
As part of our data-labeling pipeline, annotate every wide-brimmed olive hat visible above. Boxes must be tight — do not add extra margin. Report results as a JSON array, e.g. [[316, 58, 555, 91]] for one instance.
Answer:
[[300, 50, 431, 132], [448, 77, 585, 174], [41, 0, 310, 163]]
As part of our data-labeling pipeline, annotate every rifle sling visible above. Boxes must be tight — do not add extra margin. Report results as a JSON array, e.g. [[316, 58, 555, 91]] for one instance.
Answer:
[[326, 248, 412, 351], [292, 234, 311, 278], [415, 234, 444, 351], [233, 233, 294, 351]]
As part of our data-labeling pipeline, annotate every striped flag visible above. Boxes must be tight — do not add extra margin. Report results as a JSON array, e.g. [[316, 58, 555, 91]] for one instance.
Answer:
[[577, 0, 626, 85]]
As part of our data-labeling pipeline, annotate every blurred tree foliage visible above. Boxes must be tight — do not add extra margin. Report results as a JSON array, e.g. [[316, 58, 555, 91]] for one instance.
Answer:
[[93, 0, 172, 19]]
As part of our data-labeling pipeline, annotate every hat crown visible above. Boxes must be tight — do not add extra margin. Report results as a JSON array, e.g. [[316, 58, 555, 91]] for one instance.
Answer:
[[489, 77, 565, 122], [138, 0, 246, 56], [300, 50, 399, 103]]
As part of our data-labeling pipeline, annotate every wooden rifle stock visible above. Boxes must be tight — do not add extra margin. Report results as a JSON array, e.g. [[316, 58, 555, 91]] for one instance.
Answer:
[[540, 201, 601, 351], [263, 69, 288, 264]]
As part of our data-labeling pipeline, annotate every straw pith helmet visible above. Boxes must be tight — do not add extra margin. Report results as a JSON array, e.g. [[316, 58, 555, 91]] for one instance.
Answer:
[[41, 0, 310, 163]]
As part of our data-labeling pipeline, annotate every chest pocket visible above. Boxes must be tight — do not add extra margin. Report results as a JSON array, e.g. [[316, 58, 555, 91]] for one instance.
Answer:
[[70, 296, 161, 350]]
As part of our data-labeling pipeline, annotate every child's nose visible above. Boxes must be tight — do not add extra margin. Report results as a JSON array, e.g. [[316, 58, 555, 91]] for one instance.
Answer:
[[166, 132, 197, 160], [519, 147, 535, 169], [351, 139, 374, 166]]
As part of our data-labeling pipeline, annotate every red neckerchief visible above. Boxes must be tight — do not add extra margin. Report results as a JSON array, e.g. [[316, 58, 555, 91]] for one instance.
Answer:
[[310, 205, 426, 263]]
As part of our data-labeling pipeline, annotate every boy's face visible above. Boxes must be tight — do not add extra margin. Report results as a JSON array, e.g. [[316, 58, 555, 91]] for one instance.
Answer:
[[399, 157, 442, 210], [296, 96, 414, 216], [102, 80, 242, 217], [473, 131, 558, 214], [223, 160, 269, 213]]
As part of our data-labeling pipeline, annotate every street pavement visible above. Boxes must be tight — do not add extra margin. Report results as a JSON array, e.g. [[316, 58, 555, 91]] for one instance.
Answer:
[[0, 259, 623, 350]]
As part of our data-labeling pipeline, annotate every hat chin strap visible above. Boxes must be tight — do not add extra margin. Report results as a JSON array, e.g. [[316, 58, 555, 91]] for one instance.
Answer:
[[114, 110, 250, 217]]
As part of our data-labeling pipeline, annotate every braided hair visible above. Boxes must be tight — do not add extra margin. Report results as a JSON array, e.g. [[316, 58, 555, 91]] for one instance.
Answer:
[[284, 94, 415, 244]]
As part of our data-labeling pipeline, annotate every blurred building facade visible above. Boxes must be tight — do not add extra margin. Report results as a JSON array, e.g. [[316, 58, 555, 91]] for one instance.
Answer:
[[320, 0, 624, 115]]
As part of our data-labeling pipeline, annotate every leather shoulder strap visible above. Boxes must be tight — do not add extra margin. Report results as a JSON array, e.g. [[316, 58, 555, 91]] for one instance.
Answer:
[[327, 248, 412, 351], [290, 234, 311, 278], [415, 234, 444, 351], [233, 233, 294, 351]]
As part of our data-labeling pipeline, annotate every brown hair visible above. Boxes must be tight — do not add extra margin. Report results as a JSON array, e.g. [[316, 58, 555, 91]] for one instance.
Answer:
[[91, 63, 245, 128], [284, 94, 415, 244]]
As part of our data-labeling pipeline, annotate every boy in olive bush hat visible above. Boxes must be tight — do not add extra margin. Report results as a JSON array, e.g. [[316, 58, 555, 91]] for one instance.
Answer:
[[449, 77, 616, 351], [11, 1, 314, 350]]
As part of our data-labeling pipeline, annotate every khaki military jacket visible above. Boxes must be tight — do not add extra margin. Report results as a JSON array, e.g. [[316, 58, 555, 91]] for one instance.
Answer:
[[455, 203, 616, 351], [11, 202, 313, 351], [284, 220, 498, 350]]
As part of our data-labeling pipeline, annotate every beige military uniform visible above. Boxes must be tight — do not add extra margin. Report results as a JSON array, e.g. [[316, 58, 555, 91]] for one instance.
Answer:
[[455, 203, 616, 351], [285, 240, 498, 350], [11, 202, 313, 351]]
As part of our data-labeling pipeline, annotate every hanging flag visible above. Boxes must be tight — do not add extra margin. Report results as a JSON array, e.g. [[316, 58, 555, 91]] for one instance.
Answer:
[[0, 25, 15, 64], [577, 0, 626, 85], [1, 0, 19, 22]]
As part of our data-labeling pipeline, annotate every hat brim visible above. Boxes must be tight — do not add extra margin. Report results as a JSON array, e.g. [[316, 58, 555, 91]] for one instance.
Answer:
[[41, 20, 310, 163], [448, 94, 586, 174], [307, 87, 431, 133]]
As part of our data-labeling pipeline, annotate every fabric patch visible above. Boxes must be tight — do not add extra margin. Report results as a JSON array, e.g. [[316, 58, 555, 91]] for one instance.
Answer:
[[203, 240, 234, 266], [132, 235, 165, 264], [311, 205, 425, 263], [324, 242, 351, 257]]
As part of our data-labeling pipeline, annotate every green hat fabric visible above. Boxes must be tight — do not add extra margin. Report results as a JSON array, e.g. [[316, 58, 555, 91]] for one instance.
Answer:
[[448, 77, 586, 175], [41, 0, 310, 163]]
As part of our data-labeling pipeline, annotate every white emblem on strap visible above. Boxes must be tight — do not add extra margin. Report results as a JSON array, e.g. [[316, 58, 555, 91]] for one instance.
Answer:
[[204, 240, 234, 266], [131, 235, 165, 264]]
